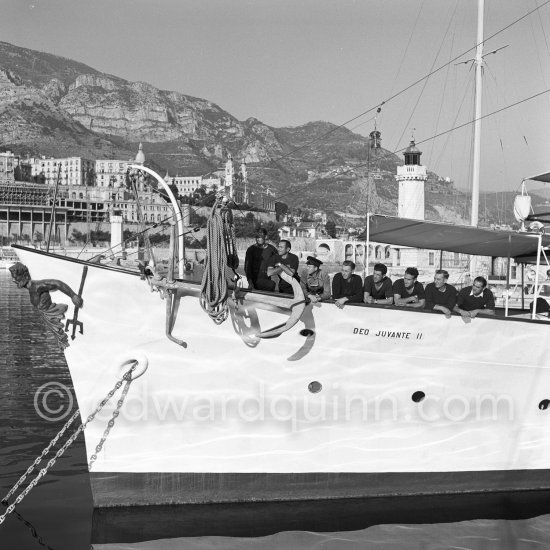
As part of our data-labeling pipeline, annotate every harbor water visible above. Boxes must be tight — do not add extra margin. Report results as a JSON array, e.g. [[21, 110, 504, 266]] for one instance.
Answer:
[[3, 269, 550, 549]]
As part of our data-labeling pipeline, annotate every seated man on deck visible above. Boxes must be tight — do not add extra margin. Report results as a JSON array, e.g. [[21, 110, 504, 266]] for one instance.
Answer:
[[453, 276, 495, 319], [299, 256, 331, 303], [393, 267, 425, 309], [363, 262, 393, 305], [260, 239, 299, 295], [424, 269, 457, 318], [332, 260, 363, 309]]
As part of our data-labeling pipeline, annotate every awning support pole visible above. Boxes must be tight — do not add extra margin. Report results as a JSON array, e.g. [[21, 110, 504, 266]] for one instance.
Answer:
[[532, 234, 542, 319], [364, 212, 371, 280], [521, 264, 525, 310], [504, 235, 511, 317]]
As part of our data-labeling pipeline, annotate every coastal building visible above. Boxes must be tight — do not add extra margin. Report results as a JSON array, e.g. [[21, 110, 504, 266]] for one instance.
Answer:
[[165, 174, 221, 197], [31, 156, 95, 186], [0, 151, 16, 183], [249, 188, 275, 211], [279, 221, 325, 239], [0, 144, 275, 246], [95, 159, 132, 188], [0, 180, 68, 245]]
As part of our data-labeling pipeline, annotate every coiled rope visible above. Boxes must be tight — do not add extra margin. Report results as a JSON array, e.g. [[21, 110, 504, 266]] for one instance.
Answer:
[[200, 197, 239, 324]]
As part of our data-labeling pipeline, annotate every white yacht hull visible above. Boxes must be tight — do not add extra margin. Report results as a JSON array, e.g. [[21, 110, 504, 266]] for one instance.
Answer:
[[12, 246, 550, 507]]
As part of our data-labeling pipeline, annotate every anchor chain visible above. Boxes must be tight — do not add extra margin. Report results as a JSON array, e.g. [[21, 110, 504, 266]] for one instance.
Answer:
[[1, 409, 80, 505], [0, 362, 136, 527], [88, 369, 135, 470]]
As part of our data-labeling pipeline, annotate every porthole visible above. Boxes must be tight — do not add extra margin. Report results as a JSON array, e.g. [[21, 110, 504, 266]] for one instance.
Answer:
[[308, 381, 322, 394], [412, 391, 425, 403], [539, 399, 550, 410]]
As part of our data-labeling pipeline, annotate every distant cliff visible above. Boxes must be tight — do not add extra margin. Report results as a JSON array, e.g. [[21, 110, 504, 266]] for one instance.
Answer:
[[0, 41, 524, 226]]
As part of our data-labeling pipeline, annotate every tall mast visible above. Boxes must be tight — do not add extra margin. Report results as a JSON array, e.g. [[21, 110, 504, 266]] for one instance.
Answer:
[[471, 0, 484, 227]]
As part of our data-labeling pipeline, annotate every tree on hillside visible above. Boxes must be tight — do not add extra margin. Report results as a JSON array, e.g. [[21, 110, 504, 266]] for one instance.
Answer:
[[234, 213, 258, 238], [275, 201, 289, 221], [264, 221, 280, 243], [325, 220, 337, 238]]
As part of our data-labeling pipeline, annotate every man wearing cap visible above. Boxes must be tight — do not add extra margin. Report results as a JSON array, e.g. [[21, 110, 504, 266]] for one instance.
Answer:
[[299, 256, 331, 303], [244, 228, 277, 289]]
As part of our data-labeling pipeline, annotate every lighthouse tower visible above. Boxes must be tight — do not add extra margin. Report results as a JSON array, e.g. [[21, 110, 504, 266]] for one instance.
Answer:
[[395, 139, 427, 220]]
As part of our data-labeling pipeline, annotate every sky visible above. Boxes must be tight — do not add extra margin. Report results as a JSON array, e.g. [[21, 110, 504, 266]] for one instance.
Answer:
[[1, 0, 550, 194]]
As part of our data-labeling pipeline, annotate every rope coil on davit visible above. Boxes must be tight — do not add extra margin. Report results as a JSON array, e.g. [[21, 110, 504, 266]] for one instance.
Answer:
[[200, 196, 239, 324]]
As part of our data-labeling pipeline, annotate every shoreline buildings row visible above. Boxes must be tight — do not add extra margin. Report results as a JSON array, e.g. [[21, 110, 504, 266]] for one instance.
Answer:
[[0, 145, 275, 244]]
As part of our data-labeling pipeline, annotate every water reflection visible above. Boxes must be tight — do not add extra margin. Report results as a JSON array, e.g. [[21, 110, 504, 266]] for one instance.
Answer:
[[91, 514, 550, 550], [0, 272, 92, 549]]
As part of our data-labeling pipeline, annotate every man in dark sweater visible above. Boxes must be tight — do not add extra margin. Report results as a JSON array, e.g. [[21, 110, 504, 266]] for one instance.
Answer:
[[364, 262, 393, 305], [263, 239, 299, 294], [244, 229, 277, 289], [424, 269, 457, 318], [454, 276, 495, 319], [393, 267, 425, 309], [331, 260, 363, 309]]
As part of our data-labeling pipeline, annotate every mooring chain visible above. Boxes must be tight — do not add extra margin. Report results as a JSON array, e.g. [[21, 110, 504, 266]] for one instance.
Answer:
[[0, 362, 136, 527], [1, 409, 80, 506], [88, 371, 135, 470]]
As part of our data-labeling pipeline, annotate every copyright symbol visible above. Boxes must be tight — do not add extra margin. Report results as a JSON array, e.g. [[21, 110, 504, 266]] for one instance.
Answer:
[[34, 382, 74, 422]]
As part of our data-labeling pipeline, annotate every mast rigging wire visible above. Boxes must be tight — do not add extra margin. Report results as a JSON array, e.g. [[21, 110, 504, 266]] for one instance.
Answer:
[[144, 0, 550, 187], [394, 0, 459, 152], [269, 87, 550, 206], [259, 0, 550, 169]]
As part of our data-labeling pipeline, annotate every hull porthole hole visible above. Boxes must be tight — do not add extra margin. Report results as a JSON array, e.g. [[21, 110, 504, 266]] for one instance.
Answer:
[[539, 399, 550, 410], [308, 381, 322, 394], [412, 391, 425, 403]]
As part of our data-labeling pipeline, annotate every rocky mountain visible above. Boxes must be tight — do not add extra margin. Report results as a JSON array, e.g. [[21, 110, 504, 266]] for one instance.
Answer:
[[0, 41, 528, 226]]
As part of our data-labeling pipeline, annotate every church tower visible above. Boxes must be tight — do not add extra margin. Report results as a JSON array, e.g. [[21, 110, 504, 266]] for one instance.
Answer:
[[225, 153, 235, 198], [133, 143, 146, 192], [395, 139, 427, 220]]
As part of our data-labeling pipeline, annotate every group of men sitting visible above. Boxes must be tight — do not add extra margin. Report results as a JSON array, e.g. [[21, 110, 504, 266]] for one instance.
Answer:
[[244, 229, 495, 319]]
